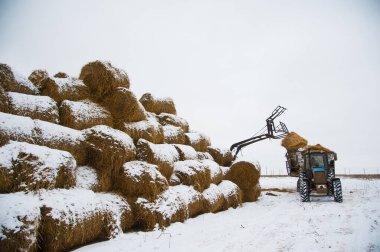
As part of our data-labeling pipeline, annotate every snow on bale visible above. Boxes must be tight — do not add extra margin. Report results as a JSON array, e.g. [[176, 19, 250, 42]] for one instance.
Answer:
[[0, 63, 39, 95], [75, 166, 101, 192], [103, 87, 146, 122], [0, 141, 76, 193], [140, 93, 177, 115], [0, 112, 35, 146], [306, 144, 333, 153], [218, 180, 242, 209], [40, 76, 89, 103], [163, 125, 186, 144], [6, 91, 59, 124], [196, 151, 214, 161], [39, 189, 134, 252], [60, 99, 113, 130], [136, 139, 179, 180], [185, 132, 211, 152], [53, 72, 69, 78], [117, 117, 164, 144], [207, 146, 233, 166], [202, 184, 225, 213], [281, 131, 308, 151], [0, 192, 41, 252], [28, 69, 48, 88], [200, 159, 223, 185], [117, 161, 169, 201], [79, 60, 130, 101], [173, 185, 204, 218], [224, 161, 261, 202], [157, 112, 189, 132], [83, 125, 136, 191], [173, 160, 211, 192], [173, 144, 198, 161]]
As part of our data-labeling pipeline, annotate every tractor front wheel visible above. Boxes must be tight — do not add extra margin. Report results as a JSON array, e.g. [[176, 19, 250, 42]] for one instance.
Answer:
[[300, 179, 310, 202], [333, 179, 343, 203]]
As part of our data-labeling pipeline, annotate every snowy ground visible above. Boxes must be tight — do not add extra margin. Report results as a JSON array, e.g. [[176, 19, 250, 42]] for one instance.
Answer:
[[75, 177, 380, 252]]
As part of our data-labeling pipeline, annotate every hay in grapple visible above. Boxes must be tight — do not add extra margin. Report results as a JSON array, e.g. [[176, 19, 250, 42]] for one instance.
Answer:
[[0, 64, 39, 95], [207, 146, 233, 166], [200, 159, 223, 185], [173, 160, 211, 192], [0, 112, 36, 146], [40, 76, 89, 103], [185, 132, 211, 152], [79, 60, 130, 101], [117, 117, 164, 144], [140, 93, 177, 115], [60, 99, 113, 130], [75, 166, 101, 192], [28, 69, 48, 88], [202, 183, 225, 213], [281, 132, 308, 151], [157, 113, 189, 132], [117, 161, 168, 201], [218, 180, 242, 209], [162, 125, 186, 144], [173, 144, 198, 161]]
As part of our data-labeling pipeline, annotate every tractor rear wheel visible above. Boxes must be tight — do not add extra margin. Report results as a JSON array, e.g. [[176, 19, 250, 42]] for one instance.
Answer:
[[333, 179, 343, 203], [297, 179, 300, 192], [300, 179, 310, 202]]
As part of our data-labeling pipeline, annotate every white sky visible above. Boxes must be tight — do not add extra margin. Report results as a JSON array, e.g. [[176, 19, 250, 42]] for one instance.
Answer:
[[1, 0, 379, 174]]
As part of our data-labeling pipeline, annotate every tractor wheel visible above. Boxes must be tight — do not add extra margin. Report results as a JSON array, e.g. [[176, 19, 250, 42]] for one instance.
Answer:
[[328, 182, 334, 196], [297, 179, 300, 192], [300, 179, 310, 202], [333, 179, 343, 203]]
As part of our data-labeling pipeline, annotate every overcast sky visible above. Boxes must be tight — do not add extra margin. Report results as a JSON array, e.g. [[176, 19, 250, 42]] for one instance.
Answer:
[[1, 0, 379, 174]]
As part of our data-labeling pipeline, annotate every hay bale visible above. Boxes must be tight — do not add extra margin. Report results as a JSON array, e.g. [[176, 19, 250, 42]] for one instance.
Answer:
[[224, 161, 261, 202], [83, 125, 136, 191], [40, 76, 89, 103], [202, 184, 225, 213], [0, 192, 41, 252], [0, 112, 35, 146], [117, 161, 169, 201], [75, 166, 101, 192], [281, 132, 308, 151], [218, 180, 242, 209], [185, 132, 211, 152], [163, 125, 186, 144], [79, 60, 130, 101], [196, 151, 214, 161], [0, 141, 76, 193], [136, 139, 179, 180], [103, 87, 147, 122], [0, 86, 10, 113], [157, 113, 189, 132], [7, 91, 59, 124], [0, 64, 39, 95], [307, 144, 333, 153], [245, 183, 261, 202], [207, 146, 233, 166], [28, 69, 48, 88], [172, 185, 204, 217], [200, 159, 223, 185], [54, 72, 68, 78], [39, 189, 134, 251], [173, 144, 198, 160], [140, 93, 177, 115], [117, 117, 164, 144], [173, 160, 211, 192], [60, 99, 113, 130]]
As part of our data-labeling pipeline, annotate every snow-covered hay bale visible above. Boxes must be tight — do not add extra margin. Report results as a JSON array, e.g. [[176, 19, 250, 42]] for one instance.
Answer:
[[0, 193, 41, 252], [140, 93, 176, 115], [40, 76, 89, 103], [0, 86, 10, 113], [157, 113, 189, 132], [117, 118, 164, 144], [196, 151, 214, 161], [54, 72, 68, 78], [174, 185, 205, 217], [0, 112, 35, 146], [103, 87, 146, 122], [28, 69, 48, 88], [117, 161, 169, 201], [281, 132, 308, 151], [173, 160, 211, 192], [79, 60, 130, 101], [224, 161, 261, 202], [163, 125, 186, 144], [200, 159, 223, 185], [39, 189, 134, 252], [202, 184, 225, 213], [0, 141, 76, 192], [207, 146, 233, 166], [7, 92, 59, 124], [307, 144, 333, 153], [84, 125, 136, 191], [174, 144, 198, 161], [218, 180, 242, 209], [185, 132, 211, 152], [0, 63, 39, 95], [34, 119, 88, 165], [136, 139, 179, 180], [75, 166, 101, 192], [60, 99, 113, 130]]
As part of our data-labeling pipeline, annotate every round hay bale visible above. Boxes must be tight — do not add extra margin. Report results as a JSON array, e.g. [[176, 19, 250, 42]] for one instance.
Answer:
[[172, 185, 204, 218], [224, 161, 261, 202], [117, 161, 169, 201], [200, 159, 223, 185], [79, 60, 130, 101], [218, 180, 242, 209], [0, 86, 10, 113], [54, 72, 69, 78], [103, 87, 146, 122], [196, 151, 214, 161], [40, 76, 89, 103], [60, 99, 113, 130], [306, 144, 332, 153], [140, 93, 176, 115], [173, 144, 198, 161], [173, 160, 211, 192], [202, 184, 225, 213], [136, 139, 179, 180], [75, 166, 101, 192], [281, 132, 308, 151], [163, 125, 186, 144], [117, 118, 164, 144], [244, 183, 261, 202], [0, 112, 36, 146], [207, 146, 233, 166], [7, 91, 59, 124], [0, 64, 39, 94], [28, 69, 48, 88], [83, 125, 136, 191], [157, 113, 189, 132], [185, 132, 211, 152]]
